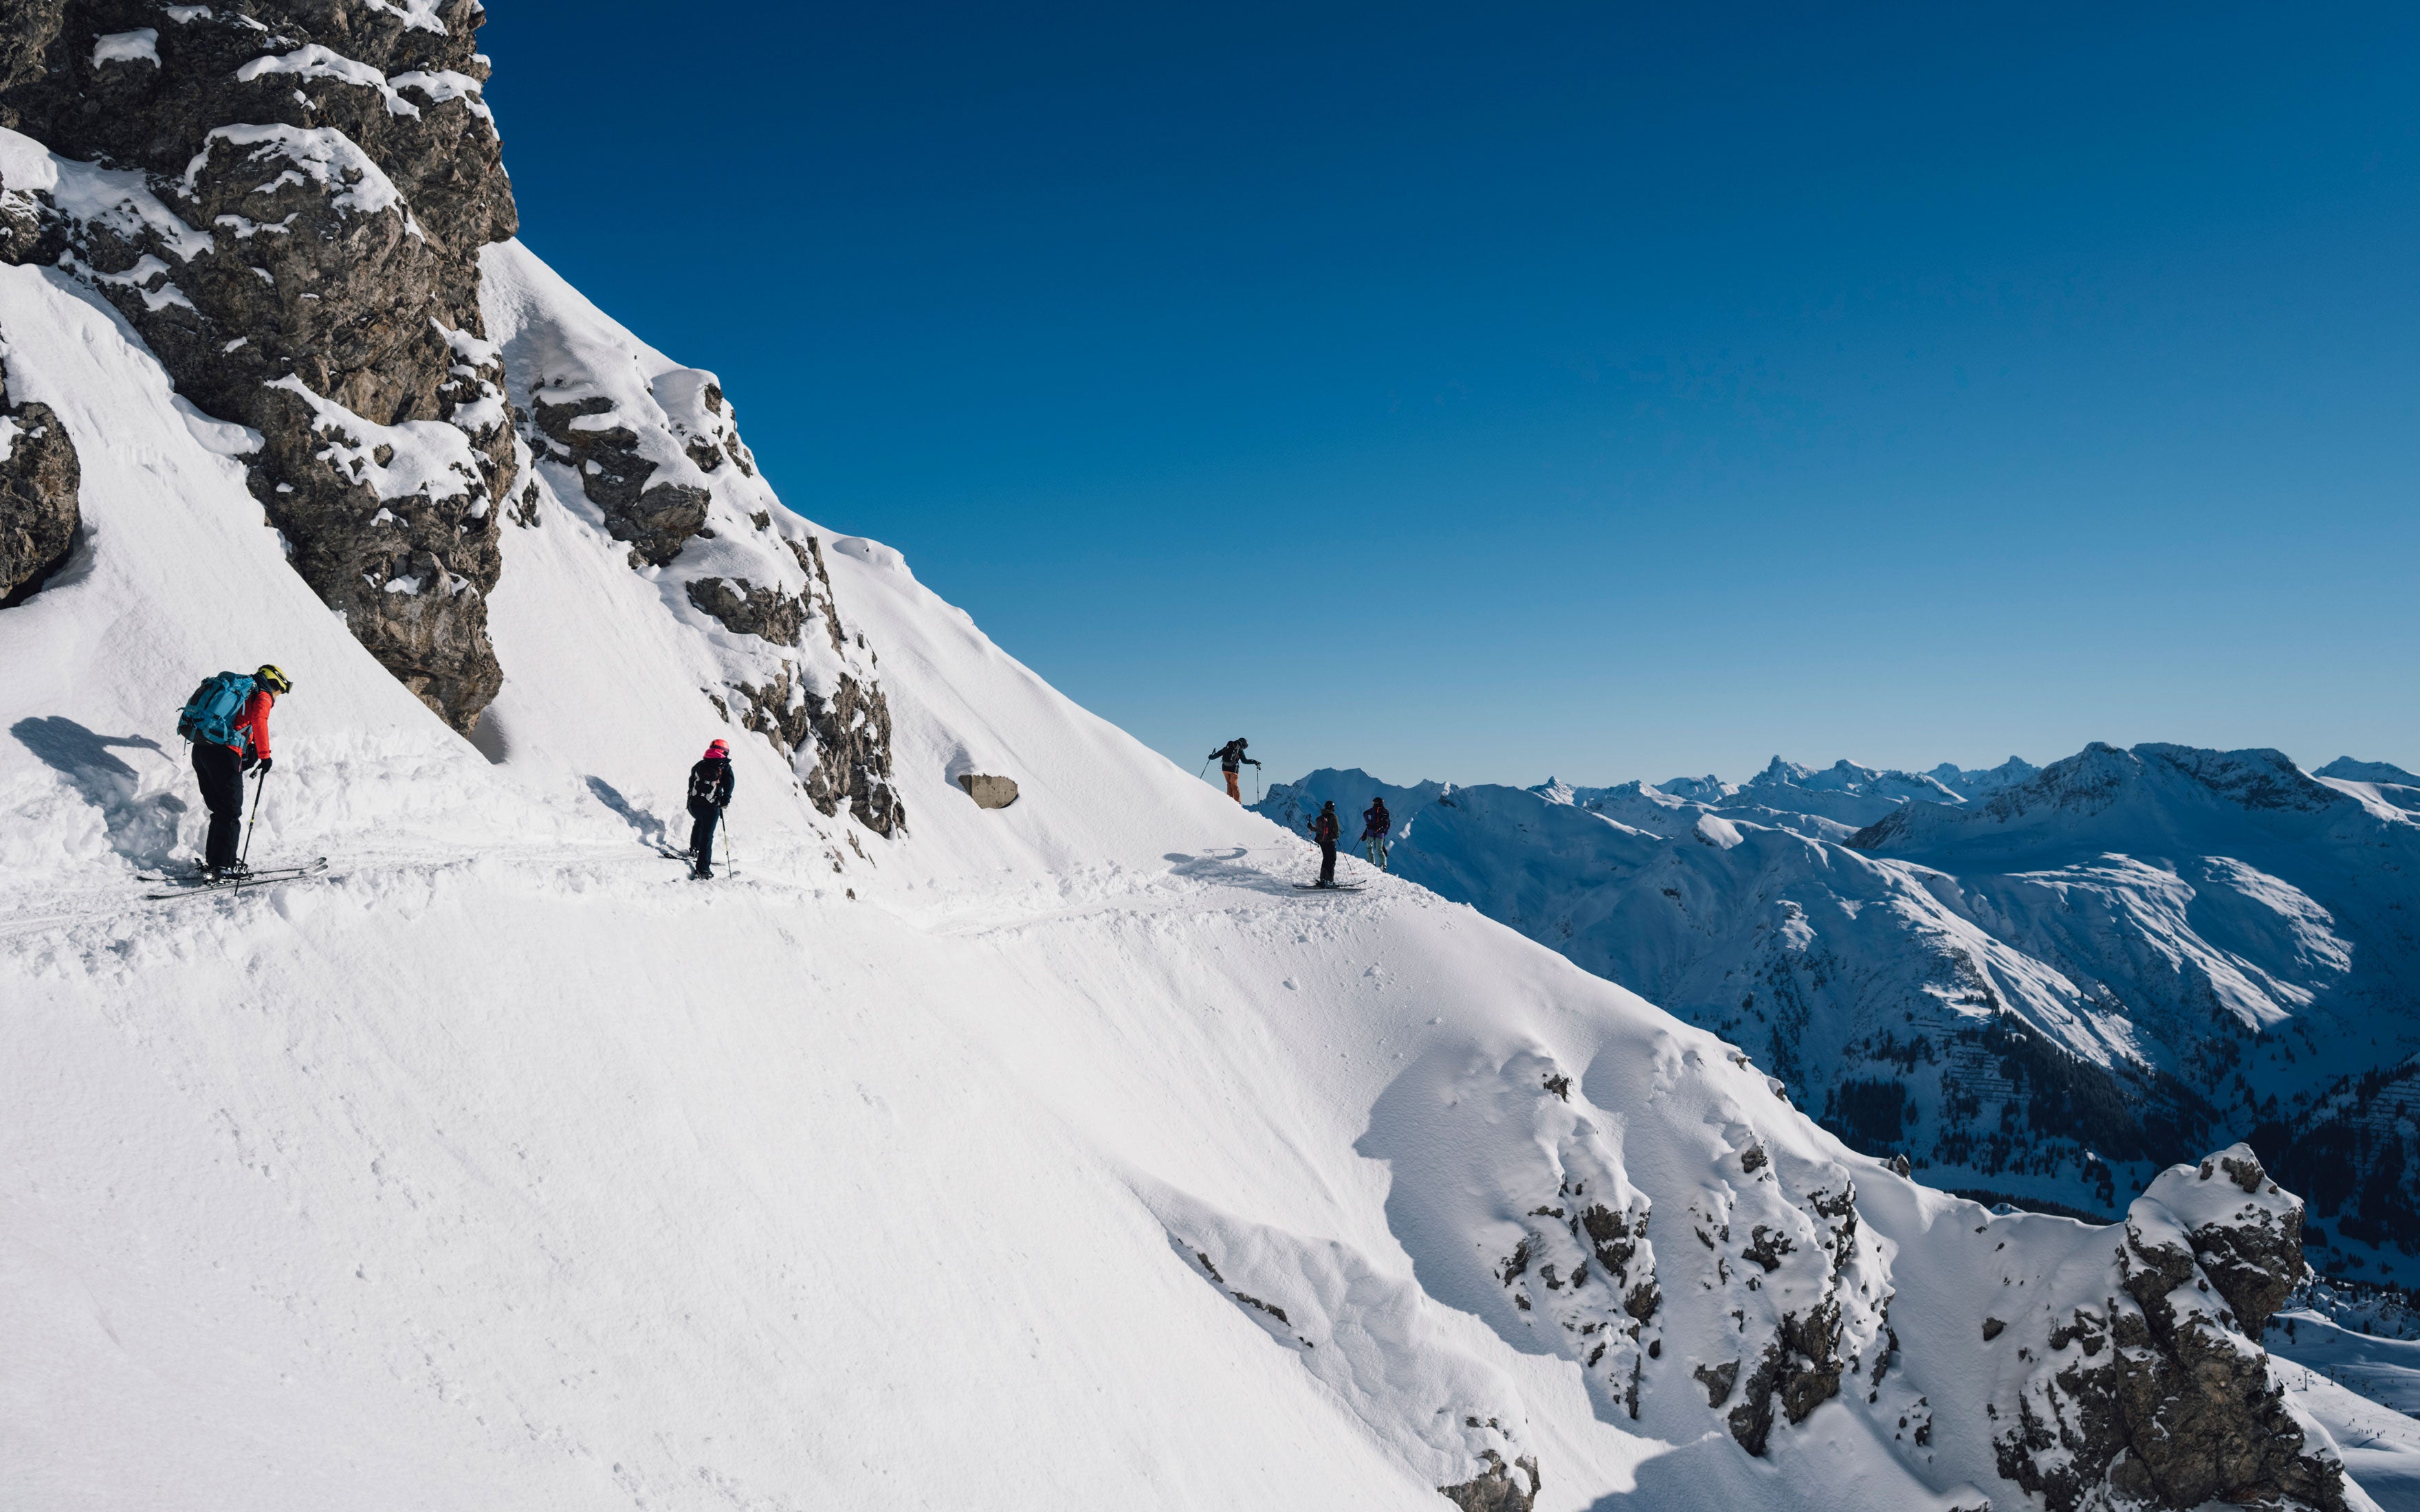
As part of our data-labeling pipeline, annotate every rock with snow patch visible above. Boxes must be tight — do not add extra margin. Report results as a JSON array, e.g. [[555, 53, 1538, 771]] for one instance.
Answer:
[[0, 0, 518, 729], [1990, 1144, 2344, 1512], [0, 372, 76, 603], [1439, 1450, 1540, 1511]]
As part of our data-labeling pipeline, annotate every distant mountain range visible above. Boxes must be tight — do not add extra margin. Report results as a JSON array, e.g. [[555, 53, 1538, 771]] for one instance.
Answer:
[[1262, 745, 2420, 1280]]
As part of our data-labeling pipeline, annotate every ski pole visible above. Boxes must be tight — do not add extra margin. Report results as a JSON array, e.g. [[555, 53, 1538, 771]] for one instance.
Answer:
[[240, 765, 270, 868], [721, 805, 736, 878]]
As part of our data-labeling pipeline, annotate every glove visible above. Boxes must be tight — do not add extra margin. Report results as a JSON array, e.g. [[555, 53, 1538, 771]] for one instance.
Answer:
[[241, 753, 257, 771], [253, 756, 274, 776]]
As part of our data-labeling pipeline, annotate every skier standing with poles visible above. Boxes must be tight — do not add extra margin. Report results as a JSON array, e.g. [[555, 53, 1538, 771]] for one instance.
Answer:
[[177, 663, 289, 880], [1361, 794, 1392, 871], [687, 738, 736, 880], [1308, 799, 1341, 888], [1207, 737, 1260, 803]]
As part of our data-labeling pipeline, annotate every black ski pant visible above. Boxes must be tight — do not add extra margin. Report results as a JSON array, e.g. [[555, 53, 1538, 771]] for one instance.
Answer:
[[688, 800, 722, 874], [193, 741, 245, 870], [1319, 838, 1337, 885]]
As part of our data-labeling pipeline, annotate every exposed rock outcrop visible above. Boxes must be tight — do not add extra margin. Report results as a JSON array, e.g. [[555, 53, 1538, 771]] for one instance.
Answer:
[[1439, 1450, 1539, 1512], [0, 2, 906, 822], [0, 0, 517, 728], [690, 537, 899, 836], [1990, 1144, 2343, 1512], [492, 273, 903, 834], [0, 370, 78, 604], [797, 662, 900, 835], [530, 389, 706, 568], [957, 773, 1018, 809], [1708, 1175, 1877, 1456]]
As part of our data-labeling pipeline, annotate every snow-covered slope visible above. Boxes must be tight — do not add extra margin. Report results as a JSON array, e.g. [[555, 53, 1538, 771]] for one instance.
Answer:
[[1259, 748, 2420, 1278], [0, 6, 2400, 1505], [3, 246, 2393, 1510]]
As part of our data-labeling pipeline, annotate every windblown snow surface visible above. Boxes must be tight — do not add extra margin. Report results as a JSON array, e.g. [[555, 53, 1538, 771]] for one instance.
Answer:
[[5, 252, 2414, 1510]]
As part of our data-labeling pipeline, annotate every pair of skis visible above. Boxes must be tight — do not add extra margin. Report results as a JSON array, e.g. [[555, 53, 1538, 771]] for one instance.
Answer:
[[140, 857, 329, 902], [654, 845, 721, 879]]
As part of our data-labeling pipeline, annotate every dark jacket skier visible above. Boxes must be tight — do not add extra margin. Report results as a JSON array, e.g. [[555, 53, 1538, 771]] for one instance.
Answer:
[[193, 664, 289, 878], [687, 739, 735, 878], [1209, 737, 1260, 803], [1361, 797, 1391, 870], [1309, 800, 1341, 887]]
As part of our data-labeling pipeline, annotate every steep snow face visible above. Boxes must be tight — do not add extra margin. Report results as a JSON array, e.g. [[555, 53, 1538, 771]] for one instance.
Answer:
[[1257, 746, 2420, 1276], [0, 256, 2385, 1509], [477, 241, 901, 833]]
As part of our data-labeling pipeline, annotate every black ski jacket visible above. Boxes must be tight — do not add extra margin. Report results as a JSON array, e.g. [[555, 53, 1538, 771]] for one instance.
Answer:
[[1362, 800, 1390, 838], [1310, 808, 1340, 844], [688, 757, 736, 810], [1211, 739, 1260, 772]]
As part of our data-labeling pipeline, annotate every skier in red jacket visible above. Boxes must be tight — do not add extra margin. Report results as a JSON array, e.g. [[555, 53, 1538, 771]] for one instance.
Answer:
[[194, 665, 288, 878]]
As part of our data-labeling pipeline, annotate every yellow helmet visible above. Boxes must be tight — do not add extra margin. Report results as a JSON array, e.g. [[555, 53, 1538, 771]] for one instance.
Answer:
[[255, 664, 293, 695]]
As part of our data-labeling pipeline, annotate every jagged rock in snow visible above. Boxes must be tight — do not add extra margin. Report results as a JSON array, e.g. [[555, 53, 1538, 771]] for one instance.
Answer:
[[478, 243, 903, 835], [957, 773, 1018, 809], [1439, 1450, 1540, 1511], [1989, 1144, 2345, 1512], [529, 386, 712, 568], [0, 367, 77, 603], [0, 0, 518, 729], [0, 0, 908, 798]]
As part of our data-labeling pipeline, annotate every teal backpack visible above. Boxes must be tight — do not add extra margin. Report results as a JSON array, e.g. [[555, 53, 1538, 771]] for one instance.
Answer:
[[177, 671, 255, 747]]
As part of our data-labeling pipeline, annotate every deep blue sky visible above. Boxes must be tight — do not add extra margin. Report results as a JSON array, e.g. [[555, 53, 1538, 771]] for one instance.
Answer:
[[483, 3, 2417, 789]]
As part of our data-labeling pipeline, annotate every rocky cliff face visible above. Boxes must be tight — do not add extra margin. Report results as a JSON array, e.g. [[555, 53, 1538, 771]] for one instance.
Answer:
[[1990, 1144, 2344, 1512], [0, 1, 901, 832], [0, 366, 77, 603], [481, 245, 904, 835], [0, 0, 515, 728]]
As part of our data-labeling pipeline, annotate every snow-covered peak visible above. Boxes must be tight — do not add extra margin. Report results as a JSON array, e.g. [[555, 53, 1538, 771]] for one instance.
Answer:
[[1653, 772, 1735, 803], [2316, 755, 2419, 786], [1926, 755, 2039, 797], [1851, 740, 2383, 859]]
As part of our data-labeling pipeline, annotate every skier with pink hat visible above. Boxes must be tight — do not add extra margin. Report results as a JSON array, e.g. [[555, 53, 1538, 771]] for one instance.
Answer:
[[685, 738, 736, 879]]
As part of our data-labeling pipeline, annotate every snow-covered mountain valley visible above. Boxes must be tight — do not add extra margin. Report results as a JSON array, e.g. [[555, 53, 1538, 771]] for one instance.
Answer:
[[1, 4, 2414, 1510], [1260, 750, 2420, 1282]]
